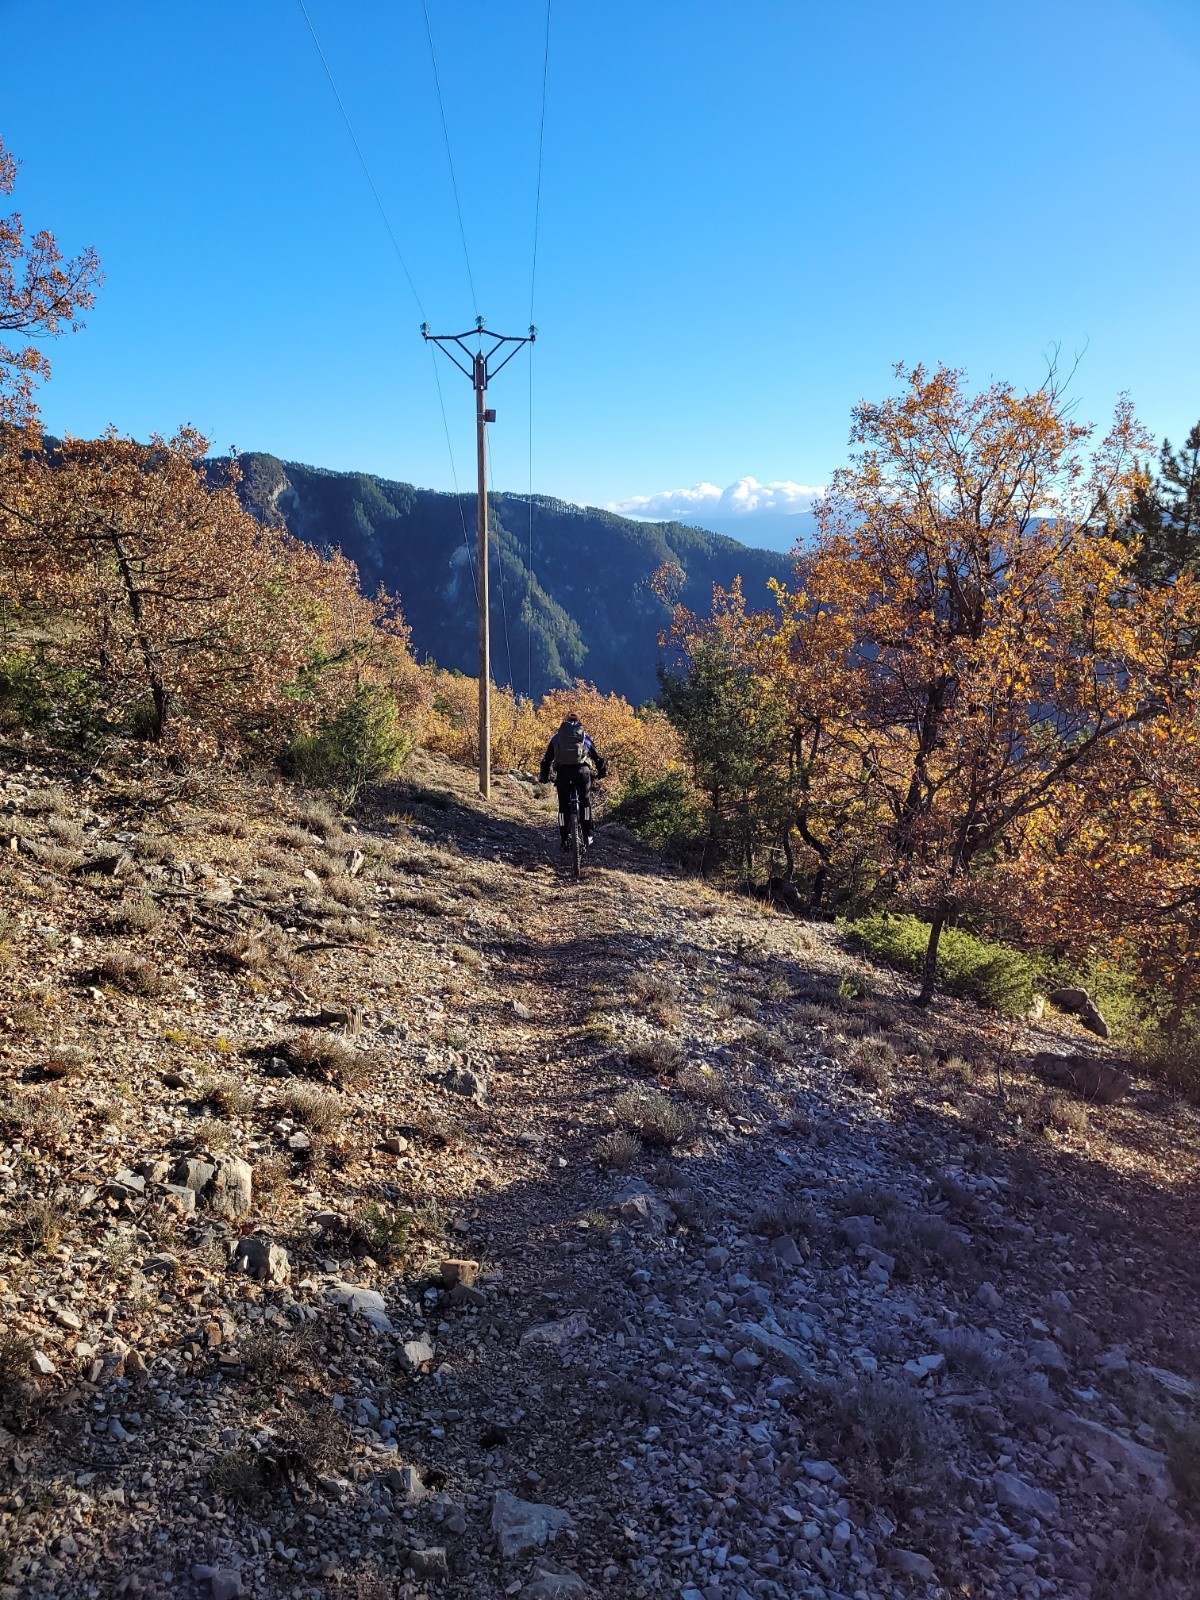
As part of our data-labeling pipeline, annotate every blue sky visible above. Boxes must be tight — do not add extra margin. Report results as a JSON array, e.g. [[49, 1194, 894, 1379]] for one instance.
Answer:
[[2, 0, 1199, 541]]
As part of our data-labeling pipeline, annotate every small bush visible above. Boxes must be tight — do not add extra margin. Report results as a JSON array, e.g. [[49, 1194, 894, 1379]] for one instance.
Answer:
[[884, 1212, 972, 1279], [296, 799, 343, 838], [283, 685, 412, 802], [1136, 1034, 1200, 1104], [844, 1035, 899, 1093], [750, 1195, 817, 1241], [92, 953, 165, 997], [1036, 1089, 1090, 1137], [0, 1086, 74, 1150], [626, 1036, 684, 1075], [106, 893, 165, 937], [349, 1201, 412, 1264], [218, 920, 300, 976], [608, 768, 705, 857], [272, 1032, 375, 1088], [594, 1129, 641, 1169], [630, 972, 678, 1007], [676, 1062, 731, 1107], [612, 1089, 697, 1148], [828, 1377, 955, 1521], [843, 911, 1036, 1015], [279, 1084, 344, 1136], [937, 1327, 1011, 1383], [202, 1075, 255, 1119], [1094, 1502, 1200, 1600]]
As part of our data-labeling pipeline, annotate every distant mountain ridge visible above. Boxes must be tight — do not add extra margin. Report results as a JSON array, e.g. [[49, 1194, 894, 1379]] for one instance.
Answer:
[[232, 453, 792, 704]]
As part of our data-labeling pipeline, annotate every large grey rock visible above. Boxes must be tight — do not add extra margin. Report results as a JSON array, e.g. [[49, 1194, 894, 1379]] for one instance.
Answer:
[[211, 1156, 253, 1219], [444, 1065, 488, 1102], [399, 1335, 435, 1373], [890, 1549, 937, 1581], [736, 1322, 816, 1382], [1047, 987, 1110, 1039], [329, 1281, 395, 1335], [1032, 1052, 1130, 1105], [491, 1489, 574, 1559], [173, 1157, 217, 1195], [522, 1570, 591, 1599], [408, 1547, 448, 1580], [233, 1237, 289, 1284], [994, 1469, 1059, 1519], [519, 1310, 590, 1350], [1037, 1405, 1168, 1488]]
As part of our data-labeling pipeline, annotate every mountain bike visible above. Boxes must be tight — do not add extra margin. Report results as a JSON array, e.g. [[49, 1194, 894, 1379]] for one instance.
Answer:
[[565, 787, 587, 880], [561, 778, 601, 880]]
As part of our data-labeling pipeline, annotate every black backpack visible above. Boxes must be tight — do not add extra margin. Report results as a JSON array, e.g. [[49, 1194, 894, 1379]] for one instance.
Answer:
[[552, 720, 589, 766]]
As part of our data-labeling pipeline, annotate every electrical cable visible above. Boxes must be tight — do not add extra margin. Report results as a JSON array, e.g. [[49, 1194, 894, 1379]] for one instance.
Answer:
[[529, 0, 552, 326], [526, 0, 553, 697], [296, 0, 426, 319], [296, 0, 478, 607], [420, 0, 479, 319]]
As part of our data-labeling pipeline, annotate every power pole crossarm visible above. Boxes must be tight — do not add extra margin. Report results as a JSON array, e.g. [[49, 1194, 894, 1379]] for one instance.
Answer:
[[422, 320, 537, 801]]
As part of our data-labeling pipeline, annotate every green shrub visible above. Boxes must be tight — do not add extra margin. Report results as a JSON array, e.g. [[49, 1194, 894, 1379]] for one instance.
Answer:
[[842, 912, 1035, 1015], [608, 768, 705, 856], [0, 650, 109, 745], [283, 684, 411, 801]]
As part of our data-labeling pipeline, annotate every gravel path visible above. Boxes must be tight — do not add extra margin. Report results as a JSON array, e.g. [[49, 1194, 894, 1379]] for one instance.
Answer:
[[2, 749, 1200, 1600]]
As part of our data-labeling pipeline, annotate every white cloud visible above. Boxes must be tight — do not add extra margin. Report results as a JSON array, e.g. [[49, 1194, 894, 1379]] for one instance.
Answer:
[[607, 475, 823, 523]]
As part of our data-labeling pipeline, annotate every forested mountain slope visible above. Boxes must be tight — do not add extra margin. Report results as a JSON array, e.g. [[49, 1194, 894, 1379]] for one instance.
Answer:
[[232, 453, 791, 703]]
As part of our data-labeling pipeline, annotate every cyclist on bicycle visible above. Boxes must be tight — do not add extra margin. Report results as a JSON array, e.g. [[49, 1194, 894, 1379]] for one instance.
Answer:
[[538, 713, 608, 850]]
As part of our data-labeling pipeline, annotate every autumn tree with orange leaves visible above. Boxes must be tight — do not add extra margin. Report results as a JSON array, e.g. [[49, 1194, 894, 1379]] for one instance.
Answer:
[[0, 429, 427, 761], [704, 365, 1200, 1003], [0, 137, 101, 436]]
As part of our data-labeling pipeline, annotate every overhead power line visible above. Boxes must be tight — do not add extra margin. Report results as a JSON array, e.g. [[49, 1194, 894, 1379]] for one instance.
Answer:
[[421, 0, 479, 319], [295, 0, 425, 319], [527, 0, 553, 697], [295, 0, 479, 599]]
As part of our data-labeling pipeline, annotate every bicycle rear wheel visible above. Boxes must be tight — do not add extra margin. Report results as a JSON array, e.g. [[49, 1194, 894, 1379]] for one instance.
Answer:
[[570, 804, 583, 880]]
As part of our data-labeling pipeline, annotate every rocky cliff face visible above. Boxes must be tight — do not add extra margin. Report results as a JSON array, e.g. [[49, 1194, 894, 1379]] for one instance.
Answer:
[[232, 453, 791, 702]]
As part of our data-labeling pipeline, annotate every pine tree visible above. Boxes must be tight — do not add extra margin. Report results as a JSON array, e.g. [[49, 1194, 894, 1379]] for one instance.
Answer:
[[1127, 422, 1200, 583]]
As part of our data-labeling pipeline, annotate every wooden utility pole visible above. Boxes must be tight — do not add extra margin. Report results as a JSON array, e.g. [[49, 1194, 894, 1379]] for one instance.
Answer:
[[474, 350, 491, 798], [423, 319, 536, 798]]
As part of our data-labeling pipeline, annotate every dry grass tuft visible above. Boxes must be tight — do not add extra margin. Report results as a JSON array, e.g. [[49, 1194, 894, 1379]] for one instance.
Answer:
[[271, 1032, 378, 1089], [612, 1089, 697, 1148], [676, 1061, 731, 1107], [626, 1036, 684, 1076], [298, 799, 343, 839], [844, 1034, 900, 1093], [0, 1085, 74, 1150], [594, 1128, 641, 1169], [105, 892, 165, 937], [278, 1084, 345, 1136], [92, 952, 165, 997], [13, 1196, 67, 1254]]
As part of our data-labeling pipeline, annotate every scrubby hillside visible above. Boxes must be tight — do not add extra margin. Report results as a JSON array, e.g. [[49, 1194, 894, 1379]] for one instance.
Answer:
[[3, 746, 1200, 1600]]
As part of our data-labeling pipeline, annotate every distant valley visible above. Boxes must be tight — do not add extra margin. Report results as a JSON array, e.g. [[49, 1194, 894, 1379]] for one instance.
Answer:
[[233, 453, 793, 704]]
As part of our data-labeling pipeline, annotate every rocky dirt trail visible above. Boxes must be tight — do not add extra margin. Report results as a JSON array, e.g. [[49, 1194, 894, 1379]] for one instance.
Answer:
[[3, 747, 1200, 1600]]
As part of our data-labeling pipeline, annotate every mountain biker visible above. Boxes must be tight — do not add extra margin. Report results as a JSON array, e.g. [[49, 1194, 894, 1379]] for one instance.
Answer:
[[538, 713, 608, 850]]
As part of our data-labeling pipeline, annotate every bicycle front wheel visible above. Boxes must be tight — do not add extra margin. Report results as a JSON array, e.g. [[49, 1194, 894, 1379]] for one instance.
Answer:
[[570, 812, 582, 880]]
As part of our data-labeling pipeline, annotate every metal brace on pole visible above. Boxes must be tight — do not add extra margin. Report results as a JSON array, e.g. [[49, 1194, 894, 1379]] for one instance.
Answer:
[[423, 317, 537, 800]]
